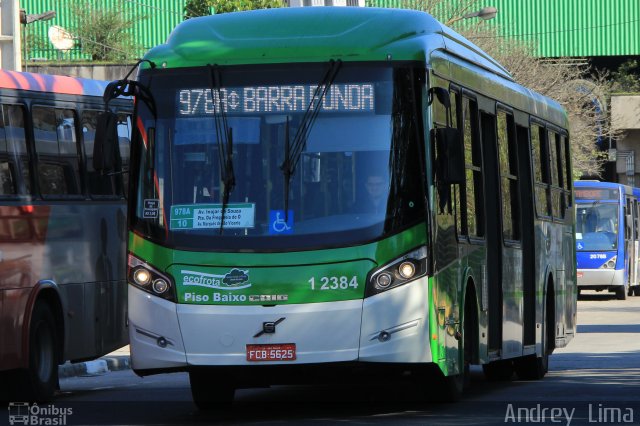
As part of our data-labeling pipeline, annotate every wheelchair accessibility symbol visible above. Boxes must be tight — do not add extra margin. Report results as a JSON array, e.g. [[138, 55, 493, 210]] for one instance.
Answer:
[[269, 210, 294, 234]]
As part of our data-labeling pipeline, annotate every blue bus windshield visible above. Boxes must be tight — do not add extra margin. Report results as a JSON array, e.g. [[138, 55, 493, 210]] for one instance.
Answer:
[[575, 203, 618, 251]]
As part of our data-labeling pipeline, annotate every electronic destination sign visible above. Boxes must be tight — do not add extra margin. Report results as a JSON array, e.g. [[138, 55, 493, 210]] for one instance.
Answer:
[[177, 84, 376, 116]]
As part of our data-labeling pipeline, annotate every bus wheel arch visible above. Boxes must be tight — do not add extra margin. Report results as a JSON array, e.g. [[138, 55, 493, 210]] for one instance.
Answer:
[[435, 277, 479, 401], [461, 279, 480, 366], [545, 276, 556, 356]]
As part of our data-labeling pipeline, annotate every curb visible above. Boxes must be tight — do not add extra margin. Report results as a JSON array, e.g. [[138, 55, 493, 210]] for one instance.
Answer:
[[58, 356, 131, 379]]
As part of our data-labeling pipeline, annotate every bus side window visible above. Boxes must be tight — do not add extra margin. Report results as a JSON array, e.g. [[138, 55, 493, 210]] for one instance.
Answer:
[[559, 134, 571, 214], [1, 104, 30, 195], [449, 89, 466, 238], [0, 105, 18, 196], [117, 113, 132, 198], [531, 124, 550, 218], [83, 109, 120, 198], [549, 130, 563, 220], [497, 110, 520, 241], [33, 106, 81, 197], [463, 96, 484, 239]]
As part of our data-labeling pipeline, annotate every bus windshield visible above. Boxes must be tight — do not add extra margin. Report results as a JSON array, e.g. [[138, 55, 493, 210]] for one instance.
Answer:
[[575, 203, 618, 251], [132, 63, 426, 251]]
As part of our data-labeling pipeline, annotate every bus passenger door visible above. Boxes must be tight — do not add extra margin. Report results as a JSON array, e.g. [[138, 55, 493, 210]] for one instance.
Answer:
[[479, 108, 507, 358], [517, 124, 536, 347], [0, 291, 4, 367], [635, 199, 640, 287], [625, 196, 633, 287], [494, 109, 523, 358], [430, 82, 464, 373]]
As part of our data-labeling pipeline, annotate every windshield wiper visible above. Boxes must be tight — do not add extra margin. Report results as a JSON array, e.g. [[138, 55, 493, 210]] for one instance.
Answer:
[[208, 64, 236, 234], [279, 59, 342, 221]]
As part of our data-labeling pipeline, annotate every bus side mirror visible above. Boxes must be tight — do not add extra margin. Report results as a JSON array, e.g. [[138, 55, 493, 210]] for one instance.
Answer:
[[434, 127, 464, 184], [94, 111, 120, 173]]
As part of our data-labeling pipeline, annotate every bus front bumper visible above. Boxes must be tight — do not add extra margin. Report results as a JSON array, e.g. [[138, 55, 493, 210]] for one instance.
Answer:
[[128, 277, 431, 373], [577, 268, 624, 289]]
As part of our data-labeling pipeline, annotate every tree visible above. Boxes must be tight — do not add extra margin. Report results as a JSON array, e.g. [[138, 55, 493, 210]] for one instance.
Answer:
[[209, 0, 284, 14], [70, 0, 143, 62], [184, 0, 284, 17], [463, 25, 613, 177], [184, 0, 212, 19], [399, 0, 615, 178], [611, 60, 640, 93]]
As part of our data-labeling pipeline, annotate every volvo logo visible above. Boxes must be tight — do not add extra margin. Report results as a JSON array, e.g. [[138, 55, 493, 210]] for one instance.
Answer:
[[254, 317, 286, 338]]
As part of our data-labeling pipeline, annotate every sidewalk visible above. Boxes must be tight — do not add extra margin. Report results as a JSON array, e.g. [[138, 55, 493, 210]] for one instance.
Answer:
[[58, 345, 131, 378]]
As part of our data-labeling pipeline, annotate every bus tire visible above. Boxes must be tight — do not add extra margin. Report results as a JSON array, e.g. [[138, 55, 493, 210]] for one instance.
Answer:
[[482, 359, 513, 381], [15, 301, 59, 401], [615, 286, 626, 300], [421, 364, 463, 403], [514, 292, 553, 380], [440, 369, 464, 402], [189, 371, 235, 410]]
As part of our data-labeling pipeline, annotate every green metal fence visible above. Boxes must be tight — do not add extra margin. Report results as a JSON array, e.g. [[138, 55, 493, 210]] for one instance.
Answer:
[[22, 0, 640, 61], [367, 0, 640, 57]]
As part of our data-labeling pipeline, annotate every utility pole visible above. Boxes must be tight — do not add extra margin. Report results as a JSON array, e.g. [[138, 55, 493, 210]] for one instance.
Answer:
[[0, 0, 22, 71]]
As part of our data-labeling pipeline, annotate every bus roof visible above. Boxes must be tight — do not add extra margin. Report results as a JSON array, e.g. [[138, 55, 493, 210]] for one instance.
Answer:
[[142, 7, 509, 76], [574, 180, 634, 198], [140, 7, 566, 128], [0, 70, 109, 97], [574, 181, 631, 190]]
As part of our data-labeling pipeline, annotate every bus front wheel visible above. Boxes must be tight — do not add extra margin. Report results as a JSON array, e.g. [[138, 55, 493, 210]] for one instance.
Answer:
[[615, 286, 626, 300], [189, 371, 235, 410], [15, 301, 59, 401]]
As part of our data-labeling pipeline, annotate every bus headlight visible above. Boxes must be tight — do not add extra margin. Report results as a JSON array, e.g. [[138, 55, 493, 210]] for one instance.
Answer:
[[375, 272, 394, 289], [133, 268, 151, 286], [599, 256, 617, 269], [366, 246, 427, 297], [128, 254, 176, 302], [152, 278, 169, 294], [398, 261, 417, 279]]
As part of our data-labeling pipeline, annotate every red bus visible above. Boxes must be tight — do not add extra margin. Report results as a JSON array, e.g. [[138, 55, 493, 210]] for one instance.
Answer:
[[0, 70, 131, 401]]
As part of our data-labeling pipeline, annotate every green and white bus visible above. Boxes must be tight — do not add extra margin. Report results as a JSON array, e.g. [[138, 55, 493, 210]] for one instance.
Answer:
[[98, 7, 577, 407]]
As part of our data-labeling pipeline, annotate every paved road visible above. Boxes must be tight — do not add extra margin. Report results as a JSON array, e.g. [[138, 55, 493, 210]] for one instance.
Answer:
[[2, 293, 639, 425]]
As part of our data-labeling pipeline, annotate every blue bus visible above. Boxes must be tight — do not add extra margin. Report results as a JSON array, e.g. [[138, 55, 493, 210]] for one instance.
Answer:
[[574, 181, 640, 299]]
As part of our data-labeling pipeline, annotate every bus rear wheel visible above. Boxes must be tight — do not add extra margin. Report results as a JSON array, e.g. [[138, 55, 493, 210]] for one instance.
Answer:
[[15, 302, 59, 401], [514, 295, 553, 380], [189, 371, 235, 410], [482, 359, 513, 381]]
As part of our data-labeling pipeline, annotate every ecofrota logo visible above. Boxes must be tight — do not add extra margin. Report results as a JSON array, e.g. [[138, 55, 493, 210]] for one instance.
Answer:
[[182, 268, 252, 290]]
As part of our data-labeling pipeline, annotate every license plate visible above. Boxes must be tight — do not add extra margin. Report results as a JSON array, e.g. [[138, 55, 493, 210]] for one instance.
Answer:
[[577, 272, 583, 278], [246, 343, 296, 362]]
